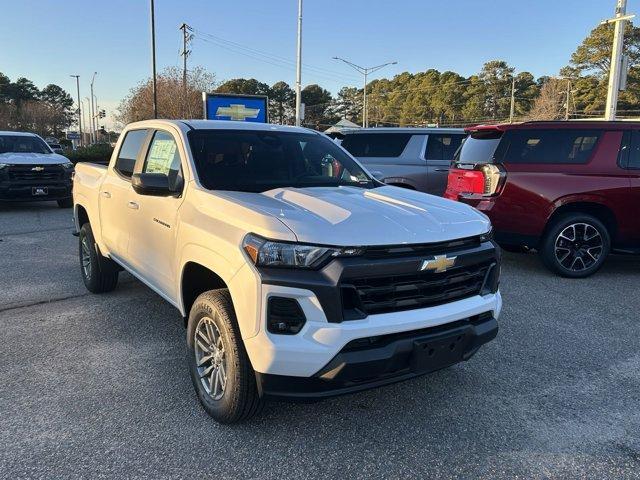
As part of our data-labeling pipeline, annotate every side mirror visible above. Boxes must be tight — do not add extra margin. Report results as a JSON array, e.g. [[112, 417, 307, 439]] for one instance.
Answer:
[[131, 173, 181, 197], [370, 170, 385, 181]]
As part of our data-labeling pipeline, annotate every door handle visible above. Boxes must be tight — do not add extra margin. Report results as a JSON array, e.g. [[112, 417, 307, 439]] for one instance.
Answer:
[[127, 201, 139, 210], [435, 168, 449, 172], [101, 191, 111, 198]]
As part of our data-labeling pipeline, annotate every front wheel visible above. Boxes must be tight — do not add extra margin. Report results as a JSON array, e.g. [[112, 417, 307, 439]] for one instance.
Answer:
[[540, 213, 610, 278], [186, 289, 263, 424]]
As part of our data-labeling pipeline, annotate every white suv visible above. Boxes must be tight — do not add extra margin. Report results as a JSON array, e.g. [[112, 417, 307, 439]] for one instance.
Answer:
[[72, 120, 502, 423]]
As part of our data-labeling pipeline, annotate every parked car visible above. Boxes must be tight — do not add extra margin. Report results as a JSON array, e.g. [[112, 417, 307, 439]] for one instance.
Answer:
[[444, 121, 640, 278], [0, 131, 74, 207], [72, 119, 501, 423], [340, 128, 466, 196], [47, 143, 64, 154]]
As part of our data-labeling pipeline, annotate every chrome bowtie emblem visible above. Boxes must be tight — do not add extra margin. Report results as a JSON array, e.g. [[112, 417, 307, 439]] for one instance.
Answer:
[[420, 255, 457, 273], [216, 104, 260, 121], [31, 166, 45, 172]]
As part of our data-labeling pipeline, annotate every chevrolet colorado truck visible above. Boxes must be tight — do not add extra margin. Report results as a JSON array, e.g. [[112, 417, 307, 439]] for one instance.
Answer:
[[73, 119, 502, 423], [0, 131, 74, 207]]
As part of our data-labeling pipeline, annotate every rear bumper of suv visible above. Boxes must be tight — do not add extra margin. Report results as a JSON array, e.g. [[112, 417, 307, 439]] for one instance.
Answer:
[[255, 311, 498, 400]]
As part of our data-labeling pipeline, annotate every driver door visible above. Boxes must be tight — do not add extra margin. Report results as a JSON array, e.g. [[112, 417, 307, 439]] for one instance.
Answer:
[[127, 129, 187, 300]]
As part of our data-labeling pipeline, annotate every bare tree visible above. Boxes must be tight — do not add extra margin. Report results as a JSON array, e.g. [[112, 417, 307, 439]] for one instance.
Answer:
[[527, 78, 567, 121], [116, 66, 216, 126]]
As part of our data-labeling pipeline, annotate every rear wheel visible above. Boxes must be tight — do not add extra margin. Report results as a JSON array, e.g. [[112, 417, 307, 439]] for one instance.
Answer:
[[186, 289, 263, 424], [540, 213, 610, 278], [78, 223, 119, 293]]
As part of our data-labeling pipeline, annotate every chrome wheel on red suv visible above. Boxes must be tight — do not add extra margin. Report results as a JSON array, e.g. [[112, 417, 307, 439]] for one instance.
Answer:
[[541, 213, 610, 278]]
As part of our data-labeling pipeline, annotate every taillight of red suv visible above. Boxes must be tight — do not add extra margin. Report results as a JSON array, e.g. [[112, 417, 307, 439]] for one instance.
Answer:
[[444, 163, 504, 200]]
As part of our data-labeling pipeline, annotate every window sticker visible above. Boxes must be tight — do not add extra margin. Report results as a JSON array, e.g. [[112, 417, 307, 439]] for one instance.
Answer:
[[146, 139, 177, 174]]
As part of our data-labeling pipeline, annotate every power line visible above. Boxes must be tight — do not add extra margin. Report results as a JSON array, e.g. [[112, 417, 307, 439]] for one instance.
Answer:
[[191, 28, 360, 83]]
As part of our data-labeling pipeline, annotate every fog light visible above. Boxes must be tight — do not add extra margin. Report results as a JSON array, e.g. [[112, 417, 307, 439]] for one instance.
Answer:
[[267, 297, 306, 335]]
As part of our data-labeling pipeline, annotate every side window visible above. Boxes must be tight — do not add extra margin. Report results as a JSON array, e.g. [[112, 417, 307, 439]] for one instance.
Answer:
[[626, 130, 640, 169], [504, 129, 601, 164], [341, 133, 411, 157], [142, 130, 183, 190], [426, 134, 465, 160], [115, 129, 148, 178]]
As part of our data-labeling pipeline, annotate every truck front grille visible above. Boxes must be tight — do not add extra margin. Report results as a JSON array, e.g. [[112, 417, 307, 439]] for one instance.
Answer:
[[341, 260, 494, 318], [7, 165, 64, 181]]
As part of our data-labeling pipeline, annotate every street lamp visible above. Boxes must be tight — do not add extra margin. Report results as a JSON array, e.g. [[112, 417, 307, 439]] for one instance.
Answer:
[[69, 75, 82, 147], [90, 72, 97, 144], [294, 0, 303, 126], [150, 0, 158, 118], [332, 57, 397, 127]]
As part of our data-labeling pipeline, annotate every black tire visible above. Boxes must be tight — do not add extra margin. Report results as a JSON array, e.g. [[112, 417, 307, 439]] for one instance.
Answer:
[[186, 289, 263, 424], [57, 197, 73, 208], [79, 222, 119, 293], [540, 213, 610, 278]]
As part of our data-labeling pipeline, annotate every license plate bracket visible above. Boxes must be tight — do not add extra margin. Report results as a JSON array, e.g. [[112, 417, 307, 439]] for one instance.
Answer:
[[410, 331, 469, 374]]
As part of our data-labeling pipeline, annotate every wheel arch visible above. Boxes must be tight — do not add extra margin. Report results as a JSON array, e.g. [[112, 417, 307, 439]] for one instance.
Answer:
[[545, 199, 618, 241]]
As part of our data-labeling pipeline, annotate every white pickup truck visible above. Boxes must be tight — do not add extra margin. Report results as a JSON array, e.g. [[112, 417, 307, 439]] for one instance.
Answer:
[[73, 119, 502, 423]]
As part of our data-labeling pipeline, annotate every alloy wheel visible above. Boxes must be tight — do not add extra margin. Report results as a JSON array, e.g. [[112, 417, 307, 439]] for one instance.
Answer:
[[81, 235, 92, 279], [554, 222, 603, 272], [194, 316, 227, 400]]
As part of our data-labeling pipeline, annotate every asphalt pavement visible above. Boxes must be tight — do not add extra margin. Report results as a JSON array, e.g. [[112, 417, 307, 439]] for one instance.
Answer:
[[1, 202, 639, 479]]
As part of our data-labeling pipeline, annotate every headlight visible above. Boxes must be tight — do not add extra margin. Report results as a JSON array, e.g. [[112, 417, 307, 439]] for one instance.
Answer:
[[61, 162, 74, 169], [242, 233, 362, 269], [479, 227, 493, 243], [0, 163, 8, 170]]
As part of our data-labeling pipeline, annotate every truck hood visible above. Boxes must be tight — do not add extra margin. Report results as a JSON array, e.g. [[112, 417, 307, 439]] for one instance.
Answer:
[[217, 186, 490, 246], [0, 152, 70, 165]]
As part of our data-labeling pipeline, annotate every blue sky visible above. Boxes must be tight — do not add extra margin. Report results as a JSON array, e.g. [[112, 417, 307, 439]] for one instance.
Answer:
[[0, 0, 637, 127]]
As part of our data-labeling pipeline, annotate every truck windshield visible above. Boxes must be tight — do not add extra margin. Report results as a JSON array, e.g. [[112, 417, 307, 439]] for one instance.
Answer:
[[454, 130, 503, 164], [0, 135, 52, 154], [188, 130, 375, 192]]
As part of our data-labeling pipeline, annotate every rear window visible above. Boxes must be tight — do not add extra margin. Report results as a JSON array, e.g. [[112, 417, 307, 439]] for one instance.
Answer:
[[115, 129, 148, 177], [425, 134, 465, 160], [455, 130, 503, 164], [341, 133, 412, 157], [503, 129, 601, 164]]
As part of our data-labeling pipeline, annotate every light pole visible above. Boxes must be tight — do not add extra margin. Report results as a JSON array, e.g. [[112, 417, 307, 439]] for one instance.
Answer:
[[294, 0, 303, 126], [332, 57, 397, 127], [602, 0, 635, 120], [150, 0, 158, 118], [82, 99, 90, 145], [90, 72, 97, 144], [69, 75, 82, 147]]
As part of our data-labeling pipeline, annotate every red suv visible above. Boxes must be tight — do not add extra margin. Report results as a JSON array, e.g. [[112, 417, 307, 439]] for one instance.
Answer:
[[444, 121, 640, 277]]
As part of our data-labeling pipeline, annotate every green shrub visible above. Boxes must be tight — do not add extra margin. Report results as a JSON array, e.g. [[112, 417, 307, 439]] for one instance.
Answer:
[[65, 143, 114, 165]]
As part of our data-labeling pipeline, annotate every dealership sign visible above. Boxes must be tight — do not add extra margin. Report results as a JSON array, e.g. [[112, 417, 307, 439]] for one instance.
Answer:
[[202, 92, 268, 123]]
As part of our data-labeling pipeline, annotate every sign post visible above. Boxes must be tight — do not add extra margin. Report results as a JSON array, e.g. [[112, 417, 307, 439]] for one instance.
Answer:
[[202, 92, 269, 123]]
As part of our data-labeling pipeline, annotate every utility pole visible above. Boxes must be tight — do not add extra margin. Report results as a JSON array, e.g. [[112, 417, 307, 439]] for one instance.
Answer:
[[332, 57, 397, 128], [603, 0, 635, 120], [150, 0, 158, 118], [565, 79, 572, 120], [70, 75, 82, 147], [509, 76, 516, 123], [90, 72, 97, 144], [294, 0, 303, 126], [180, 23, 192, 118]]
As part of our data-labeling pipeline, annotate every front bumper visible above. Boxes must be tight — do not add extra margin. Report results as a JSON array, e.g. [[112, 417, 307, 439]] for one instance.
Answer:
[[256, 311, 498, 400], [243, 286, 501, 378]]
